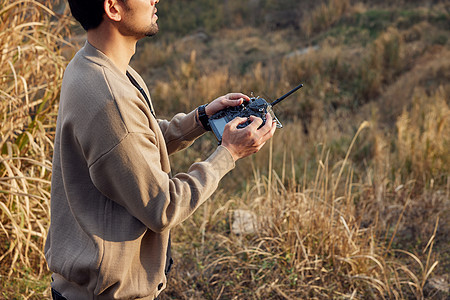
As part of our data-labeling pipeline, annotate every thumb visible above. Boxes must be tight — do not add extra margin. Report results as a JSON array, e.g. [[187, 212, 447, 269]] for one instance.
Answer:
[[228, 117, 248, 128], [225, 97, 244, 107]]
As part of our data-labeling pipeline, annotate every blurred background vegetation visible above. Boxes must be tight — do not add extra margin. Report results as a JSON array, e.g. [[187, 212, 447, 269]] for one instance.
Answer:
[[1, 0, 449, 298]]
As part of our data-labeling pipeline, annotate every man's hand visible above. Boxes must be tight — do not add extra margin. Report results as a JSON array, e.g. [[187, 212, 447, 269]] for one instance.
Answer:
[[221, 113, 277, 162], [205, 93, 251, 116]]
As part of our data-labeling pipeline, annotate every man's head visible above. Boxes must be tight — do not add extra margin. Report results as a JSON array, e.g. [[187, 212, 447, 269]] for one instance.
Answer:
[[67, 0, 160, 37], [67, 0, 105, 31]]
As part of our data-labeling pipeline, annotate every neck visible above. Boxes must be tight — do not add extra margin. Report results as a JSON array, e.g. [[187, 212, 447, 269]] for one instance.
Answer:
[[87, 24, 138, 74]]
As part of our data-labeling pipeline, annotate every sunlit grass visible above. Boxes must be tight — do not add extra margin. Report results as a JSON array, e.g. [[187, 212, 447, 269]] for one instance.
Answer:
[[164, 123, 443, 299], [0, 0, 72, 297]]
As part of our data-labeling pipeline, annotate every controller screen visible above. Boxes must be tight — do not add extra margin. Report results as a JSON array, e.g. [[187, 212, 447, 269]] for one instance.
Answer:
[[211, 117, 228, 137]]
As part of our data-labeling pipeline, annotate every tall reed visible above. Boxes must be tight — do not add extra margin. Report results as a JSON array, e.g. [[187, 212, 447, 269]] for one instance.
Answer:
[[395, 87, 449, 183], [0, 0, 72, 285]]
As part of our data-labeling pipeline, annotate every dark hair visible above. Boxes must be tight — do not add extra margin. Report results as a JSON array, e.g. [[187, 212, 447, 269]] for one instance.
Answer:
[[67, 0, 106, 31]]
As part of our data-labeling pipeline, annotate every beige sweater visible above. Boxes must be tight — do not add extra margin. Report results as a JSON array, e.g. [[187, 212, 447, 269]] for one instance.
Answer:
[[44, 42, 235, 299]]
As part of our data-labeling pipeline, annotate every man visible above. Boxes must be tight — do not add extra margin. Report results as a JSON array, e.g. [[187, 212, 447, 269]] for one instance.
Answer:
[[44, 0, 276, 299]]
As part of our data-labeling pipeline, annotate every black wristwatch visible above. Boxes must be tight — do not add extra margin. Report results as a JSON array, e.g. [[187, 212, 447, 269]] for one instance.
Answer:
[[198, 104, 211, 131]]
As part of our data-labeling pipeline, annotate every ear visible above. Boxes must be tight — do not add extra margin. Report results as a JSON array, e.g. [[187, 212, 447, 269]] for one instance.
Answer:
[[104, 0, 122, 22]]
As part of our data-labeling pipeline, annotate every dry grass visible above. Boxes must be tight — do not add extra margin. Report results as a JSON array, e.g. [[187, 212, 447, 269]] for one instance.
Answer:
[[0, 0, 72, 296], [395, 87, 449, 182], [163, 123, 443, 299], [301, 0, 352, 37], [153, 6, 448, 296], [357, 27, 405, 101]]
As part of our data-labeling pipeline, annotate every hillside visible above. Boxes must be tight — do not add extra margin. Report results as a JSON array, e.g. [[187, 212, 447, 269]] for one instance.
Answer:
[[132, 0, 449, 193], [131, 1, 450, 298]]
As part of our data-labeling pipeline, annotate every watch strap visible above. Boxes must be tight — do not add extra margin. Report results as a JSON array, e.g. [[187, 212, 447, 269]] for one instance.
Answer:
[[198, 104, 211, 131]]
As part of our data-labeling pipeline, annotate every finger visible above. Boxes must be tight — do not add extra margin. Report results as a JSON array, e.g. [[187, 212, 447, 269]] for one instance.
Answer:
[[263, 113, 273, 128], [223, 97, 245, 107], [247, 115, 263, 129], [270, 120, 277, 135], [227, 117, 248, 128], [261, 121, 277, 141], [252, 113, 272, 134], [252, 114, 275, 143], [256, 141, 267, 152], [227, 93, 250, 102], [207, 96, 241, 115], [260, 113, 276, 132]]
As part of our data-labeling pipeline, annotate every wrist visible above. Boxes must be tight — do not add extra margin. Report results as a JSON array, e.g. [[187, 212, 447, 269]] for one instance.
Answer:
[[221, 143, 238, 162], [197, 104, 211, 131]]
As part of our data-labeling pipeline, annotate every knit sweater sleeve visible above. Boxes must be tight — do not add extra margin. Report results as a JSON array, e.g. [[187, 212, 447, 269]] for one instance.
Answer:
[[157, 111, 207, 155], [88, 134, 234, 233]]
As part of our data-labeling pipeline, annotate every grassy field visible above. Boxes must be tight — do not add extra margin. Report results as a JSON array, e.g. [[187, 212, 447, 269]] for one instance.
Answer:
[[1, 0, 449, 299]]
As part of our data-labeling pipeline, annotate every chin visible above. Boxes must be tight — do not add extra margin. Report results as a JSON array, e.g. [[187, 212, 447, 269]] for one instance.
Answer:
[[145, 31, 158, 37], [145, 25, 159, 37]]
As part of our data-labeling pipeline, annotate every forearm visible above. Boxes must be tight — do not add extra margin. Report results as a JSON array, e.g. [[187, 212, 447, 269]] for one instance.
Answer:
[[157, 109, 206, 155]]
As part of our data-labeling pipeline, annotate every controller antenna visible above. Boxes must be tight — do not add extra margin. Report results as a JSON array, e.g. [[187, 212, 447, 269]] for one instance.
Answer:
[[270, 84, 304, 107]]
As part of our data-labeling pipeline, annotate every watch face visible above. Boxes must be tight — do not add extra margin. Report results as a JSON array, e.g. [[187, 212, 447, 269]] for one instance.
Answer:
[[200, 105, 208, 118]]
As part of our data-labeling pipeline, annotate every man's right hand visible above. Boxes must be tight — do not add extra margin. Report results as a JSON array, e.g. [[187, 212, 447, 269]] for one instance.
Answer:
[[221, 113, 277, 162]]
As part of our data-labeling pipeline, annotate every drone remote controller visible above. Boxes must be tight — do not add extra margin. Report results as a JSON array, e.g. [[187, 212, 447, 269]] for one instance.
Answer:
[[208, 83, 303, 143]]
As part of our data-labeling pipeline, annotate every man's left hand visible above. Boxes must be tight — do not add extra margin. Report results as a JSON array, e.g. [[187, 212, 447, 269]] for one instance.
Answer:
[[205, 93, 251, 116]]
